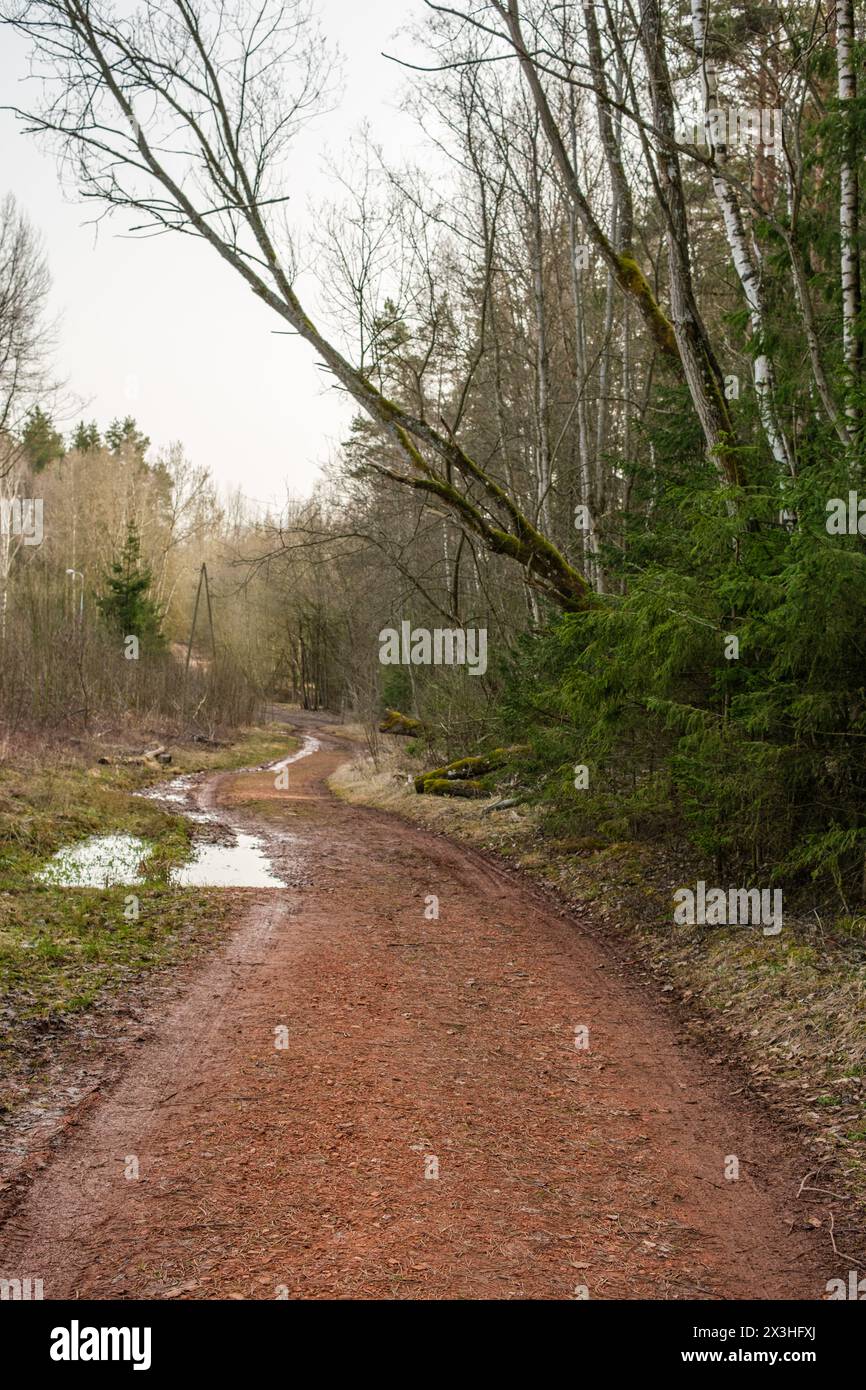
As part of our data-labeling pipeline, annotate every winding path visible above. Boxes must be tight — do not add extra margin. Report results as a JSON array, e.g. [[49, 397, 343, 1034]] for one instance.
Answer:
[[0, 718, 829, 1299]]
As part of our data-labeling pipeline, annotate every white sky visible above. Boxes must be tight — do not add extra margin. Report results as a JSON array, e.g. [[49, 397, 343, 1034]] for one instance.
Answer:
[[0, 0, 425, 507]]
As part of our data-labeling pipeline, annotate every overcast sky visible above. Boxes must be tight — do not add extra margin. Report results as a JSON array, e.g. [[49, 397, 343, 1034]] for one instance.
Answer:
[[0, 0, 424, 507]]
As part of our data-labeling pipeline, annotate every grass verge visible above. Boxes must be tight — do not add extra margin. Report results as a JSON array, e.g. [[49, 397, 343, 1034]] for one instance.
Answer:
[[0, 723, 294, 1113]]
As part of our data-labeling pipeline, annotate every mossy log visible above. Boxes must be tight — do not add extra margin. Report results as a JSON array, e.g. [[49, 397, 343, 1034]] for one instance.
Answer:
[[422, 778, 487, 798], [379, 708, 427, 736], [414, 745, 529, 793]]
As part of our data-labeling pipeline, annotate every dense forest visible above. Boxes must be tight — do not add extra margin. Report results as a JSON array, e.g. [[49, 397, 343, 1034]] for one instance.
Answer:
[[1, 0, 864, 904]]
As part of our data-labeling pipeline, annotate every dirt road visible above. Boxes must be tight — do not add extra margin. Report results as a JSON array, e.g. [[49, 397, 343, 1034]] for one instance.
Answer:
[[0, 719, 831, 1299]]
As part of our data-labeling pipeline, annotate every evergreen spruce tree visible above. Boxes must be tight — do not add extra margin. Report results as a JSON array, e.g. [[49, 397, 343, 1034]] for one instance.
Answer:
[[71, 420, 101, 452], [97, 522, 165, 649], [22, 405, 65, 471], [105, 416, 150, 458]]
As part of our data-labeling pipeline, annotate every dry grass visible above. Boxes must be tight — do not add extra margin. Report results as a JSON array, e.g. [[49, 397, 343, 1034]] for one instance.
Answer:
[[332, 740, 539, 845]]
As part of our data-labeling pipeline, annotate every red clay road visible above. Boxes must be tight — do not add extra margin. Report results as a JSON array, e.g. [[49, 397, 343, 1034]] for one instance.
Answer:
[[0, 719, 831, 1299]]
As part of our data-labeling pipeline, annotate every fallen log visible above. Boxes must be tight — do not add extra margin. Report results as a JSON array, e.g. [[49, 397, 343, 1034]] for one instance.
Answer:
[[414, 746, 529, 793], [379, 708, 427, 736], [97, 747, 172, 768], [481, 797, 522, 815], [422, 778, 487, 798], [141, 744, 167, 760]]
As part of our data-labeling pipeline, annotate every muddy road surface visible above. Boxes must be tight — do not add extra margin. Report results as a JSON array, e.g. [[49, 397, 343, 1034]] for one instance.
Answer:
[[0, 716, 830, 1299]]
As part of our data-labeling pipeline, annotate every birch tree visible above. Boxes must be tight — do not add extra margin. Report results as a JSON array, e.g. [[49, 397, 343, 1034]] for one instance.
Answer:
[[835, 0, 862, 423], [689, 0, 794, 475]]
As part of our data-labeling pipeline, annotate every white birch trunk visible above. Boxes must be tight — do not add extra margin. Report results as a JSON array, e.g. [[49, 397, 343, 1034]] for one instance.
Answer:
[[690, 0, 794, 474], [836, 0, 862, 415]]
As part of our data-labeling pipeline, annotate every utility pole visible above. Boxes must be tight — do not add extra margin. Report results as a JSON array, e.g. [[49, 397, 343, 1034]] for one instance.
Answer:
[[181, 563, 216, 726]]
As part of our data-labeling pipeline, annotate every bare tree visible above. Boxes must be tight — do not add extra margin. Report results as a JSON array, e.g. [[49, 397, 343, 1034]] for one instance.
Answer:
[[0, 193, 53, 473], [1, 0, 589, 610]]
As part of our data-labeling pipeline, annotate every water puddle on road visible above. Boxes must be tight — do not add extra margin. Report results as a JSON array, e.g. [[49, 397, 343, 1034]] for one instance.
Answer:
[[35, 730, 317, 890], [147, 732, 318, 886], [169, 831, 286, 888], [267, 734, 320, 774], [36, 834, 153, 888]]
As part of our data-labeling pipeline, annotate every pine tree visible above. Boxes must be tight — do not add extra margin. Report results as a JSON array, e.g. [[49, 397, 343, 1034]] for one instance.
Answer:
[[71, 420, 101, 452], [22, 405, 65, 471], [97, 522, 164, 648], [105, 416, 150, 458]]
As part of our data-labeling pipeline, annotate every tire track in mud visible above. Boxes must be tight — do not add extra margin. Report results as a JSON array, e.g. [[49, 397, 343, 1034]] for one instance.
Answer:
[[0, 716, 832, 1299]]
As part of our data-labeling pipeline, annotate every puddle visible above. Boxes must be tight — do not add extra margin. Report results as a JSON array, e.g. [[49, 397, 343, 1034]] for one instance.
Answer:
[[268, 734, 321, 772], [37, 834, 152, 888], [142, 776, 195, 806], [156, 733, 317, 885], [36, 730, 317, 890], [169, 831, 286, 888], [138, 773, 216, 825]]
